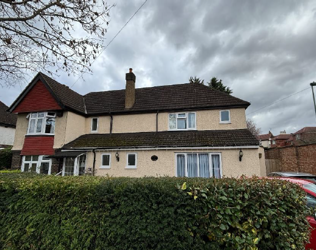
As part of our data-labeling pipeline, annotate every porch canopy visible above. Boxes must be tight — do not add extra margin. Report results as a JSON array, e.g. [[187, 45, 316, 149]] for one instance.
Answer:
[[47, 151, 86, 158]]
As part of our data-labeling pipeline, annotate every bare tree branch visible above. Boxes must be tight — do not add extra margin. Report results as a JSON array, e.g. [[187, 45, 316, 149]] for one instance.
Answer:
[[247, 119, 262, 138], [0, 0, 111, 86]]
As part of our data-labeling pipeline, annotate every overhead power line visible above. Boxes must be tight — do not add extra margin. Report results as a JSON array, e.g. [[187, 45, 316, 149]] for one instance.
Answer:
[[71, 0, 148, 88], [247, 87, 310, 116]]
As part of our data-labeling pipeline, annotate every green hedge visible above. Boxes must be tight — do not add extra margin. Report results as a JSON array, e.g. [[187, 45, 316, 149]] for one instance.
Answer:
[[0, 174, 311, 250], [0, 147, 12, 170]]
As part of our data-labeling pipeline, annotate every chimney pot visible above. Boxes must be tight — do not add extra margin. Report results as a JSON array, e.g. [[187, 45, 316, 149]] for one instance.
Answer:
[[129, 68, 133, 73]]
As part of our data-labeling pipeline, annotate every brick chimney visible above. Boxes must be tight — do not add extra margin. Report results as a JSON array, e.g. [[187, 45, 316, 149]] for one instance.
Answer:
[[125, 68, 136, 109]]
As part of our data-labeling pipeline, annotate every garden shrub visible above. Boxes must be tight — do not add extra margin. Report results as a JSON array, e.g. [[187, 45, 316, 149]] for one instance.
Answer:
[[0, 146, 12, 170], [0, 174, 311, 250]]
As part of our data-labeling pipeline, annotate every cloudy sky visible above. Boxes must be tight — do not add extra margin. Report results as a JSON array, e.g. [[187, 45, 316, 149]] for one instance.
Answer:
[[1, 0, 316, 135]]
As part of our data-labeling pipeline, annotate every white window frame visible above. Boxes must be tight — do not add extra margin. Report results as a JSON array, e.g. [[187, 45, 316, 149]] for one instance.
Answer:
[[62, 154, 86, 176], [21, 155, 52, 175], [168, 112, 196, 130], [220, 110, 231, 124], [100, 153, 111, 169], [27, 112, 56, 135], [91, 117, 98, 132], [175, 153, 222, 178], [126, 153, 137, 169]]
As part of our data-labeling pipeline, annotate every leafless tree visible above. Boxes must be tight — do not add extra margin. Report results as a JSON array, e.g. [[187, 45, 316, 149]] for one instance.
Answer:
[[247, 118, 261, 138], [0, 0, 111, 86]]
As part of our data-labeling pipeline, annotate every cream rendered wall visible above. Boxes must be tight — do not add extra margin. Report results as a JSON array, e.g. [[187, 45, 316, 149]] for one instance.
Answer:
[[258, 147, 266, 177], [85, 116, 111, 134], [0, 126, 15, 146], [112, 113, 156, 133], [88, 148, 262, 178], [196, 109, 247, 130], [54, 112, 86, 149], [84, 108, 247, 134], [12, 114, 28, 150]]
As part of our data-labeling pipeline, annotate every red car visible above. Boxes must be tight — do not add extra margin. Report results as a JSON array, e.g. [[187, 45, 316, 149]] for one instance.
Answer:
[[278, 178, 316, 249]]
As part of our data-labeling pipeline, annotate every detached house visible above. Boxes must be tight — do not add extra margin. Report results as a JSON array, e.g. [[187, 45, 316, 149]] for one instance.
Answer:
[[9, 70, 265, 177]]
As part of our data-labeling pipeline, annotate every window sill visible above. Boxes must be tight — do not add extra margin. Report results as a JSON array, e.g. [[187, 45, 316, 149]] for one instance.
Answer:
[[219, 122, 231, 124], [125, 166, 137, 169], [168, 128, 196, 131], [26, 134, 54, 137], [100, 166, 110, 169]]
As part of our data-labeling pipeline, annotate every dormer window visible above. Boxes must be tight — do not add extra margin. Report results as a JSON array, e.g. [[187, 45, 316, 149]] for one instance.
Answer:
[[27, 112, 56, 135], [169, 112, 196, 130], [91, 118, 98, 132], [220, 110, 230, 123]]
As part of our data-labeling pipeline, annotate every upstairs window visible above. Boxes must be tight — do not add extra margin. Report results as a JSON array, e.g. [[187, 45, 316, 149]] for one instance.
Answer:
[[28, 112, 56, 135], [169, 112, 196, 130], [220, 110, 230, 123], [91, 118, 98, 132]]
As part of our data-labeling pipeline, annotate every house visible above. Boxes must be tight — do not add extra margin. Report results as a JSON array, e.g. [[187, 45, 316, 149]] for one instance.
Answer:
[[270, 131, 292, 148], [258, 131, 273, 148], [258, 130, 292, 148], [290, 127, 316, 146], [0, 101, 17, 149], [8, 70, 265, 177], [264, 127, 316, 175]]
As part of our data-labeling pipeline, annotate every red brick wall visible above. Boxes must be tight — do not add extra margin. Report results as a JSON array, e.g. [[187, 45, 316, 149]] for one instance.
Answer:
[[265, 144, 316, 174], [21, 136, 55, 155], [13, 80, 62, 113]]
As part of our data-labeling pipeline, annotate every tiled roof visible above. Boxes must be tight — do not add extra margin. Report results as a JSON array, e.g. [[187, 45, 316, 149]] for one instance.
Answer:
[[294, 127, 316, 135], [39, 73, 85, 113], [274, 134, 291, 140], [84, 83, 250, 115], [0, 101, 17, 127], [63, 129, 259, 149], [258, 133, 272, 140], [9, 72, 250, 115]]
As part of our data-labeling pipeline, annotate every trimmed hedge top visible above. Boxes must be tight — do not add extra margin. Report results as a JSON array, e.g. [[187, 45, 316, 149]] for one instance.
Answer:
[[0, 173, 311, 250]]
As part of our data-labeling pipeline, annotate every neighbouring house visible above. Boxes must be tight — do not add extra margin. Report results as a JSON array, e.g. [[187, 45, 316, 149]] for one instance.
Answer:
[[0, 101, 17, 149], [289, 127, 316, 146], [258, 131, 273, 149], [264, 127, 316, 174], [8, 70, 265, 177], [270, 132, 292, 148]]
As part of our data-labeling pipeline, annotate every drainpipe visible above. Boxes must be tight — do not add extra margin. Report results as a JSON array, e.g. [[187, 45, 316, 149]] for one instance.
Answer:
[[92, 149, 96, 176], [156, 111, 159, 132], [110, 114, 113, 134]]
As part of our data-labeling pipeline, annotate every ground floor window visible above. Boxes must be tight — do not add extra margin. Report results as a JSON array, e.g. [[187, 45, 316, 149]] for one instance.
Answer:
[[22, 155, 52, 175], [62, 154, 86, 176], [176, 153, 221, 178]]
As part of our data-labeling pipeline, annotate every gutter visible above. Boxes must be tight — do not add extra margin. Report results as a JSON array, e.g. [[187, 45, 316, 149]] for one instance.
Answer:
[[61, 145, 259, 152]]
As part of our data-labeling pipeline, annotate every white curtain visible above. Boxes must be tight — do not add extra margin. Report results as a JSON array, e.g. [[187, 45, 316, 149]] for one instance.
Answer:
[[212, 155, 221, 178], [199, 154, 210, 178], [187, 154, 198, 177], [188, 113, 195, 129], [177, 154, 185, 177]]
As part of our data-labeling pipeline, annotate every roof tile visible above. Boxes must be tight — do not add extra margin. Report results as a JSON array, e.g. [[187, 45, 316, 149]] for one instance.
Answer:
[[63, 129, 259, 149]]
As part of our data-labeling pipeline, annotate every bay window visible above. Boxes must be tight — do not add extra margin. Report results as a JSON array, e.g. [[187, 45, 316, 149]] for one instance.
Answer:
[[28, 112, 56, 134], [22, 155, 52, 175], [169, 112, 196, 130], [176, 153, 221, 178]]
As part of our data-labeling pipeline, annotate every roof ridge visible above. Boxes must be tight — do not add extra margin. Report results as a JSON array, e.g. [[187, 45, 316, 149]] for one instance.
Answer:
[[84, 82, 192, 96]]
